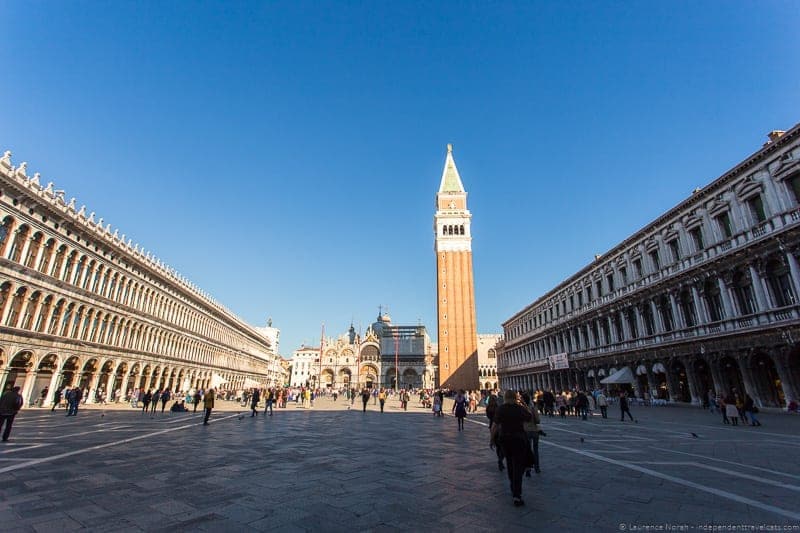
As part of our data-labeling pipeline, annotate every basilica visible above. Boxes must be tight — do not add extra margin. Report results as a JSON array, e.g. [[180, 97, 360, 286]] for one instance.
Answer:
[[289, 312, 436, 390]]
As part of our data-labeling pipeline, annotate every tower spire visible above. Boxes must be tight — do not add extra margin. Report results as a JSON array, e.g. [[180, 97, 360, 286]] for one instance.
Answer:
[[439, 143, 465, 193]]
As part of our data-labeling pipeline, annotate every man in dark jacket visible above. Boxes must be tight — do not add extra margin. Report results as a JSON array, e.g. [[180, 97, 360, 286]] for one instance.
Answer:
[[0, 386, 24, 442]]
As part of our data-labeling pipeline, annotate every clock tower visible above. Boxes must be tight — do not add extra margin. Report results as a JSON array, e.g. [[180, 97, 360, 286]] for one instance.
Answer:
[[434, 144, 479, 390]]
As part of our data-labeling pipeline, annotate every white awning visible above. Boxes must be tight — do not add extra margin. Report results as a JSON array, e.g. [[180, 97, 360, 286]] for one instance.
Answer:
[[653, 363, 667, 374], [597, 369, 607, 377], [211, 374, 228, 388], [635, 365, 648, 376], [600, 366, 636, 384], [587, 369, 595, 378]]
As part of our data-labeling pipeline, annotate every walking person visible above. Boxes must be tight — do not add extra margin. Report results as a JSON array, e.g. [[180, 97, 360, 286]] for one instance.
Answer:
[[718, 393, 729, 424], [596, 390, 608, 419], [490, 390, 533, 507], [141, 390, 152, 414], [378, 388, 387, 413], [51, 387, 63, 412], [203, 388, 215, 425], [619, 391, 634, 422], [361, 388, 370, 412], [576, 390, 589, 420], [743, 394, 762, 427], [486, 392, 505, 471], [725, 393, 739, 426], [0, 386, 24, 442], [432, 390, 443, 417], [264, 388, 274, 416], [250, 388, 261, 417], [400, 389, 410, 411], [160, 389, 171, 413], [452, 389, 468, 431], [468, 390, 478, 413], [193, 390, 201, 413], [151, 390, 161, 414], [67, 387, 82, 416], [521, 392, 542, 476]]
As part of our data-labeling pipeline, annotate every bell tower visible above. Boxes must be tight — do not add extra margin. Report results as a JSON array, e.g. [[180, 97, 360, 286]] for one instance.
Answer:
[[434, 144, 479, 390]]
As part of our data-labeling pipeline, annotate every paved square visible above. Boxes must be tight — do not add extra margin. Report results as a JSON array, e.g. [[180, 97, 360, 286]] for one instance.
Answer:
[[0, 398, 798, 532]]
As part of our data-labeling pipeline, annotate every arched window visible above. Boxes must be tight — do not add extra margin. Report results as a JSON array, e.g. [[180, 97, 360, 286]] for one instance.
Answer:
[[38, 238, 56, 274], [765, 259, 795, 308], [34, 295, 52, 332], [73, 255, 88, 286], [62, 251, 78, 282], [8, 225, 30, 263], [48, 299, 65, 335], [460, 225, 464, 235], [732, 270, 756, 315], [442, 226, 447, 236], [704, 278, 724, 322], [20, 290, 41, 329], [679, 288, 697, 327], [50, 245, 67, 278], [24, 232, 43, 268], [0, 216, 15, 256], [658, 294, 674, 332], [5, 286, 28, 326], [59, 303, 75, 336]]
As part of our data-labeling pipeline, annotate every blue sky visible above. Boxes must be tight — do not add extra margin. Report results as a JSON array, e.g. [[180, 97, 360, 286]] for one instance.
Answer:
[[2, 2, 798, 355]]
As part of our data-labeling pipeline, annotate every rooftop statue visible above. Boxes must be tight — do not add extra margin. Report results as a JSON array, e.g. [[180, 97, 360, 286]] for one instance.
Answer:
[[15, 162, 28, 177], [0, 151, 11, 168], [30, 173, 41, 187], [88, 212, 95, 224], [77, 205, 87, 217], [67, 198, 76, 210], [45, 182, 54, 195]]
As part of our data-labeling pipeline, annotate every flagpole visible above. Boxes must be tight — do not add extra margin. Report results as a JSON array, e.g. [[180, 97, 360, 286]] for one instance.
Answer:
[[318, 323, 325, 391]]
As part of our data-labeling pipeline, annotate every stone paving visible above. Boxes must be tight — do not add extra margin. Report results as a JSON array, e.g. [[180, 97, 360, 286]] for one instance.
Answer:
[[0, 396, 799, 532]]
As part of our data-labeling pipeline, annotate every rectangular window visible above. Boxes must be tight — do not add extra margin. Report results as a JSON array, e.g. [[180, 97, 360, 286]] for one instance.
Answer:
[[715, 212, 733, 239], [668, 240, 681, 262], [649, 250, 660, 272], [690, 227, 705, 251], [633, 259, 643, 278], [578, 292, 583, 306], [620, 267, 628, 285], [607, 274, 615, 292], [748, 195, 767, 223], [586, 286, 592, 302], [596, 280, 602, 298]]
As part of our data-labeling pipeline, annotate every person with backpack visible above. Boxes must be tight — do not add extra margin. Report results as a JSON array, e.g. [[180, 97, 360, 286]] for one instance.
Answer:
[[67, 387, 82, 416], [0, 386, 24, 442], [596, 390, 608, 419], [203, 388, 215, 425], [491, 390, 533, 507]]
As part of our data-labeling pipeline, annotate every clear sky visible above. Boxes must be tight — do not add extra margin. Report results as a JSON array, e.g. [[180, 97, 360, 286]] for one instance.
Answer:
[[2, 2, 798, 356]]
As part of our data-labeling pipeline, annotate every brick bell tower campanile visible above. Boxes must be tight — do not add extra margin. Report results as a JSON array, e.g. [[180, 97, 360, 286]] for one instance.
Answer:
[[434, 144, 479, 390]]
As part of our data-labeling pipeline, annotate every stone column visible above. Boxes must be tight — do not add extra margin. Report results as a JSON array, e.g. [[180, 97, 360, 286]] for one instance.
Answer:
[[784, 250, 800, 303], [682, 358, 702, 404], [0, 368, 10, 394], [717, 276, 735, 320], [86, 372, 102, 404], [21, 370, 38, 407], [736, 354, 759, 405], [44, 371, 62, 407], [669, 290, 685, 330], [748, 264, 768, 313], [650, 299, 664, 334], [708, 358, 726, 395], [773, 351, 798, 407], [691, 284, 708, 325], [621, 310, 632, 340]]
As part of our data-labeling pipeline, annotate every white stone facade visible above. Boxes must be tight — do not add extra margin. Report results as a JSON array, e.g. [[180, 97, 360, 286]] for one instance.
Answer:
[[0, 149, 280, 406], [498, 127, 800, 409], [477, 333, 501, 390]]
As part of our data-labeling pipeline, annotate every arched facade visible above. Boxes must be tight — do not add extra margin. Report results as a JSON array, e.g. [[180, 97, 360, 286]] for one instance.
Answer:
[[498, 126, 800, 409], [0, 151, 278, 406]]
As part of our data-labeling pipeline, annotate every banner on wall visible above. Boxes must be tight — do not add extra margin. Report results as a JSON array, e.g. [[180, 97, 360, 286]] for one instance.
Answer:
[[548, 353, 570, 370]]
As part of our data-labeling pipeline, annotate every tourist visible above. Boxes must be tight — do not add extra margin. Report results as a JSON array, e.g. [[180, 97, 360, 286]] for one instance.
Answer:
[[576, 391, 589, 420], [141, 390, 152, 414], [0, 386, 23, 442], [490, 390, 533, 507], [718, 393, 729, 424], [361, 388, 370, 412], [250, 387, 260, 417], [543, 389, 555, 417], [743, 394, 761, 427], [51, 387, 63, 412], [707, 389, 717, 413], [468, 390, 478, 413], [619, 392, 634, 422], [378, 388, 387, 413], [151, 389, 161, 414], [452, 389, 468, 431], [39, 387, 48, 407], [67, 386, 82, 416], [193, 390, 201, 412], [131, 388, 139, 408], [556, 392, 567, 419], [432, 390, 443, 417], [400, 389, 410, 411], [265, 388, 274, 416], [203, 387, 215, 425], [161, 389, 171, 413], [486, 392, 505, 471], [521, 391, 541, 476], [725, 393, 739, 426], [596, 390, 608, 419]]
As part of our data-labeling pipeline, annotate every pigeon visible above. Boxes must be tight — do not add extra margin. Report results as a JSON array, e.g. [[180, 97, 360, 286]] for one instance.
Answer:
[[691, 432, 699, 438]]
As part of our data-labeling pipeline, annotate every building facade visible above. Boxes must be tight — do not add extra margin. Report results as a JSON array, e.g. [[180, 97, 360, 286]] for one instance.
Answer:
[[498, 126, 800, 409], [434, 144, 479, 390], [0, 150, 279, 406], [477, 333, 501, 390], [289, 315, 436, 390]]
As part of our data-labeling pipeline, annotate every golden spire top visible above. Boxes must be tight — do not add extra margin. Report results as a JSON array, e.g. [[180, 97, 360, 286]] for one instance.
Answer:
[[447, 143, 453, 153]]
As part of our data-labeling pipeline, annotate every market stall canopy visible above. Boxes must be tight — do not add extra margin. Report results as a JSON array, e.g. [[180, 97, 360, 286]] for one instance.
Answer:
[[600, 366, 635, 384]]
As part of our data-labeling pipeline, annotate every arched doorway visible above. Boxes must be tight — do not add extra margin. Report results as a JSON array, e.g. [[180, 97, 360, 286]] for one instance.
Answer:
[[320, 368, 334, 388], [97, 360, 114, 400], [80, 358, 99, 394], [384, 368, 398, 389], [402, 368, 420, 389], [359, 364, 378, 389], [139, 365, 152, 390], [718, 356, 745, 397], [35, 353, 59, 405], [5, 351, 33, 393], [338, 368, 351, 388], [670, 359, 691, 402], [60, 356, 80, 391], [749, 352, 784, 407], [652, 363, 669, 400]]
